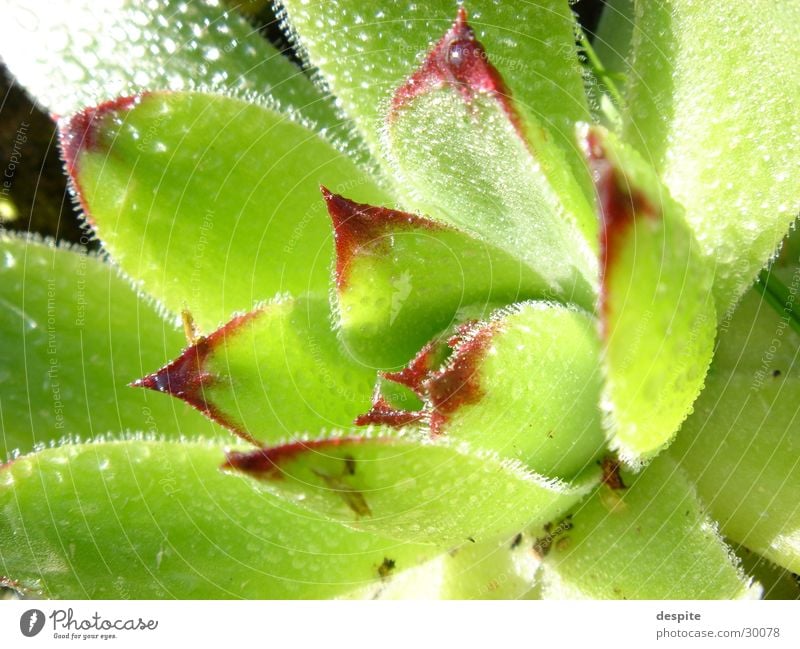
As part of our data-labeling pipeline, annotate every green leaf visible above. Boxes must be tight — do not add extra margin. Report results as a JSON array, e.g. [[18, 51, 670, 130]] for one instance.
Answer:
[[623, 0, 800, 315], [0, 0, 339, 131], [580, 0, 631, 126], [735, 549, 800, 600], [0, 440, 435, 598], [224, 431, 597, 546], [384, 13, 597, 310], [279, 1, 591, 183], [61, 91, 392, 331], [352, 533, 539, 599], [540, 455, 756, 599], [670, 289, 800, 574], [373, 301, 605, 482], [587, 127, 716, 466], [592, 0, 634, 82], [0, 236, 224, 460], [323, 190, 547, 368], [135, 296, 376, 446], [436, 302, 606, 480]]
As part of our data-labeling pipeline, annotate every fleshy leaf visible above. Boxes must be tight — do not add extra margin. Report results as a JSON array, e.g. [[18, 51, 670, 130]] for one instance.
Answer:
[[370, 302, 606, 482], [384, 11, 597, 310], [592, 0, 634, 83], [623, 0, 800, 315], [224, 431, 597, 546], [587, 127, 716, 466], [0, 440, 436, 598], [0, 0, 340, 131], [60, 91, 391, 331], [134, 296, 376, 446], [671, 289, 800, 573], [0, 236, 224, 459], [540, 455, 757, 599], [279, 1, 591, 185], [735, 549, 800, 600], [323, 190, 548, 367], [351, 533, 539, 600]]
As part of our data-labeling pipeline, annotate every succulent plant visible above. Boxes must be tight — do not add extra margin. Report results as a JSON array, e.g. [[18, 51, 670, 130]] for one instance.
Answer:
[[1, 0, 799, 599]]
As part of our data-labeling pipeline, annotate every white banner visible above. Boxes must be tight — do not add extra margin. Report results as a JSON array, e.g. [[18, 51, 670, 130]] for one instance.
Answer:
[[1, 600, 798, 648]]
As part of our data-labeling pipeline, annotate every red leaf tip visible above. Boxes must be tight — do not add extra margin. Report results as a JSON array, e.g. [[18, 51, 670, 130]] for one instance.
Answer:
[[584, 129, 658, 330], [356, 322, 495, 436], [353, 395, 424, 428], [321, 190, 442, 288], [425, 322, 495, 435], [391, 6, 520, 133], [381, 341, 440, 395], [223, 437, 373, 478], [132, 337, 213, 404], [585, 128, 658, 257], [131, 309, 262, 446], [59, 94, 141, 176]]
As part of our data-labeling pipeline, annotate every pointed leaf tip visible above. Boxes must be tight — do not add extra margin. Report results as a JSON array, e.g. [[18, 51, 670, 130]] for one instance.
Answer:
[[381, 341, 441, 395], [132, 338, 210, 400], [223, 437, 388, 479], [360, 321, 497, 437], [0, 441, 432, 598], [321, 190, 442, 287], [62, 92, 390, 333], [140, 296, 376, 448], [383, 11, 597, 311], [584, 128, 716, 464], [586, 127, 658, 288], [390, 6, 520, 134], [425, 321, 496, 435], [58, 95, 141, 175], [354, 303, 606, 481], [353, 395, 424, 429], [224, 429, 593, 545], [132, 310, 261, 446]]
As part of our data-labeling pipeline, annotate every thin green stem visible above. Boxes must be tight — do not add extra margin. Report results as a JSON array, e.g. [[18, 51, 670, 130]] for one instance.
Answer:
[[756, 268, 800, 336], [578, 29, 624, 108]]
